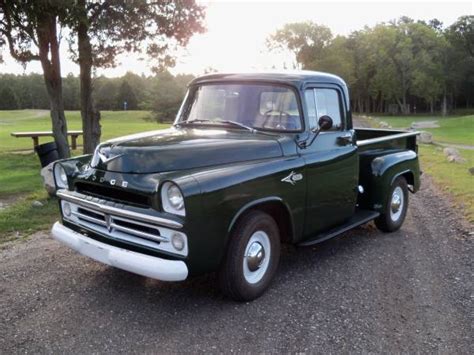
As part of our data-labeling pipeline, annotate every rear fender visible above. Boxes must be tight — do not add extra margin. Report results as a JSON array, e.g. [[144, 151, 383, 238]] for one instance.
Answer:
[[358, 150, 420, 212]]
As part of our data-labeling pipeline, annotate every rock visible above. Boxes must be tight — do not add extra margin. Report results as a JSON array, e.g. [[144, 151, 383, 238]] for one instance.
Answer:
[[443, 147, 466, 163], [379, 121, 392, 129], [417, 131, 433, 144], [40, 162, 56, 196], [411, 121, 439, 129], [469, 167, 474, 175], [443, 147, 459, 157], [32, 200, 44, 208]]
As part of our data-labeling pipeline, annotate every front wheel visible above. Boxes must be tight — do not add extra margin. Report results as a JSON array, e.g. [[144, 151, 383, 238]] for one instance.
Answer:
[[219, 210, 280, 301], [375, 176, 409, 232]]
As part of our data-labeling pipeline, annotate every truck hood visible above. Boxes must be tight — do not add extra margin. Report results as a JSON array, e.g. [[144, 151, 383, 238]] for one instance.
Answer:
[[92, 127, 283, 173]]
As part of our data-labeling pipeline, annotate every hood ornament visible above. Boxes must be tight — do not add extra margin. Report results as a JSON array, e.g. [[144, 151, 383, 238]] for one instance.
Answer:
[[91, 146, 124, 167], [281, 171, 303, 185], [98, 151, 124, 164]]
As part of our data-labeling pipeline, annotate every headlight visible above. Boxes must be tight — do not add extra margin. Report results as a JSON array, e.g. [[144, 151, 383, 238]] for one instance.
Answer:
[[161, 182, 185, 216], [54, 164, 68, 189]]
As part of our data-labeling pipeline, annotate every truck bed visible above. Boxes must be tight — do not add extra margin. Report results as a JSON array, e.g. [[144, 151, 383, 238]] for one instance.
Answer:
[[355, 128, 419, 152]]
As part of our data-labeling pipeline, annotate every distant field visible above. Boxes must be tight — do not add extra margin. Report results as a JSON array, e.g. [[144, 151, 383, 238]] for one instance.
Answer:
[[0, 110, 169, 151], [372, 115, 474, 146]]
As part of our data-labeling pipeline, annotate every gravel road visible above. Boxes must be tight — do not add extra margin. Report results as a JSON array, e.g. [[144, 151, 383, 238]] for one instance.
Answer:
[[1, 128, 472, 353]]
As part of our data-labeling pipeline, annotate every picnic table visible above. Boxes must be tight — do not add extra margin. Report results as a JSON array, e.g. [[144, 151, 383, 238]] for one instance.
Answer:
[[10, 131, 83, 150]]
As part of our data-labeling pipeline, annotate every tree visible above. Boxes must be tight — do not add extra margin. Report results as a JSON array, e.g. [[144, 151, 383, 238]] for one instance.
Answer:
[[151, 71, 188, 123], [0, 0, 70, 158], [0, 86, 18, 109], [267, 21, 332, 69], [64, 0, 206, 153], [116, 81, 138, 110]]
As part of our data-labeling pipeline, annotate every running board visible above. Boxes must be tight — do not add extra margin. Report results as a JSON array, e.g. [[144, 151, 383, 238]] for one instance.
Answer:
[[298, 209, 380, 247]]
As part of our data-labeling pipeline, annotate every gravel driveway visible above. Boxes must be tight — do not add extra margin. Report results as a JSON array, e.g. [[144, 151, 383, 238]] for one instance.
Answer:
[[1, 136, 472, 353]]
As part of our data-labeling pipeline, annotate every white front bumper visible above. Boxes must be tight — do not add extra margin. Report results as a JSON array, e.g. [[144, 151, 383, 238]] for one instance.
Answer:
[[51, 222, 188, 281]]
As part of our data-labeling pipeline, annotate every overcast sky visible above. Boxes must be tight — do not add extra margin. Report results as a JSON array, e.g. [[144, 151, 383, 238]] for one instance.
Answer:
[[0, 0, 472, 77]]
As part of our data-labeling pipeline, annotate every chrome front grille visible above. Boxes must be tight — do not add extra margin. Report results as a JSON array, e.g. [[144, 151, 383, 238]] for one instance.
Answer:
[[57, 190, 187, 257], [73, 206, 166, 244]]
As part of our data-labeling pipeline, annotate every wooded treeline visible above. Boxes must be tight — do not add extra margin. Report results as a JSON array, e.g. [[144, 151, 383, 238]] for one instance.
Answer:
[[0, 71, 193, 122], [268, 16, 473, 115]]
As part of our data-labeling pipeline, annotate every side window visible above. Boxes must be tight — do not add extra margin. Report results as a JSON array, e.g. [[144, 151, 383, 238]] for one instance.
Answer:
[[314, 88, 343, 130], [304, 89, 317, 129]]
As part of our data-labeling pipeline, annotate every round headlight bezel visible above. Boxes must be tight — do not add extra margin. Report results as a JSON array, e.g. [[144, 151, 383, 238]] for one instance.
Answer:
[[54, 163, 69, 189], [161, 181, 185, 216]]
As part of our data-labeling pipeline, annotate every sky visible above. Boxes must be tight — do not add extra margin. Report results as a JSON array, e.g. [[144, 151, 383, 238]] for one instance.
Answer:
[[0, 0, 472, 77]]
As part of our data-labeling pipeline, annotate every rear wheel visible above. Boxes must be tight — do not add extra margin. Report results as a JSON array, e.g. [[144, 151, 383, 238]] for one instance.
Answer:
[[375, 176, 409, 232], [219, 210, 280, 301]]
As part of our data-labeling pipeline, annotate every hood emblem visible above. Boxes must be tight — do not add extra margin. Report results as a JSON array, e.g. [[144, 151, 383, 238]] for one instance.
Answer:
[[281, 171, 303, 185], [98, 150, 124, 165]]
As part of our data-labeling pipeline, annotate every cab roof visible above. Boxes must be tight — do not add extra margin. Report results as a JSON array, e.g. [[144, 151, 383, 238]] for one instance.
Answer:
[[189, 70, 348, 89]]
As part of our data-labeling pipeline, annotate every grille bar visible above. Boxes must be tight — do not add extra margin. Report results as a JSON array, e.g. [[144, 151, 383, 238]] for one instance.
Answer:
[[57, 189, 182, 229]]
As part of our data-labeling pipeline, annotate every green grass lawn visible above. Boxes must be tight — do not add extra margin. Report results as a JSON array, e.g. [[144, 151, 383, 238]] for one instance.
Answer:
[[0, 152, 61, 243], [0, 110, 168, 151], [0, 110, 170, 243], [418, 145, 474, 223], [373, 114, 474, 146]]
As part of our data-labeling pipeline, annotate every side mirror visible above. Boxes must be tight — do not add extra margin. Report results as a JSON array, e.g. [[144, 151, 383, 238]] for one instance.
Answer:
[[318, 115, 333, 131]]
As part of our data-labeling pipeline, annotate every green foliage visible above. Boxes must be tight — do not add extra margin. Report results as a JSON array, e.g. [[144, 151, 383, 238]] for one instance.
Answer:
[[267, 21, 333, 68], [116, 81, 138, 110], [0, 86, 18, 110], [151, 71, 190, 123], [268, 16, 474, 115], [0, 71, 195, 113]]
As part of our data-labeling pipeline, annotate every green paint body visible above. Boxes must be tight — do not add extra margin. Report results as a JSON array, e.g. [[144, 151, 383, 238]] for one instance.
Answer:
[[55, 72, 420, 276]]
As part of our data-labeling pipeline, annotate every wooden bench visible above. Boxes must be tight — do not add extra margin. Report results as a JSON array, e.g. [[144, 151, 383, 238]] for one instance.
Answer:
[[10, 131, 83, 150]]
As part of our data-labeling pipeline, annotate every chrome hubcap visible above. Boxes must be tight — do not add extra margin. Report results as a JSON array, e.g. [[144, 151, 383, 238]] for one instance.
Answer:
[[390, 186, 404, 221], [391, 194, 401, 213], [243, 231, 271, 284], [246, 242, 265, 271]]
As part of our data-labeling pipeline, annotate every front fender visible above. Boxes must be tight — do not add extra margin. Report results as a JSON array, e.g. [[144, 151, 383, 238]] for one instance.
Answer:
[[53, 154, 93, 187], [184, 157, 305, 274]]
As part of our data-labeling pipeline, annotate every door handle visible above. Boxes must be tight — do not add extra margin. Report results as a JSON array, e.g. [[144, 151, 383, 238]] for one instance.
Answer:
[[337, 133, 354, 145]]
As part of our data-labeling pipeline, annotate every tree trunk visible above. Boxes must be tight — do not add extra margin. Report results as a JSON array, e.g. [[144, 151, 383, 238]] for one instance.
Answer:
[[442, 88, 447, 117], [36, 14, 70, 158], [78, 0, 101, 154]]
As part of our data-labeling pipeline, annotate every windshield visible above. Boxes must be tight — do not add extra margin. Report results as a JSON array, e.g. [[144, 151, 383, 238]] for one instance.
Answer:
[[179, 84, 302, 132]]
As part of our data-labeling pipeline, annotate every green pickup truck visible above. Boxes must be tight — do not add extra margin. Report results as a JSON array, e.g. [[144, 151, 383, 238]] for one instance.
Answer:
[[51, 71, 420, 301]]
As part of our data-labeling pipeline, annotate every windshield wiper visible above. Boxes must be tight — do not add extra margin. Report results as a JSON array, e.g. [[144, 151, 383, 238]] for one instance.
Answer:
[[214, 119, 256, 133], [174, 119, 212, 127], [175, 119, 255, 133]]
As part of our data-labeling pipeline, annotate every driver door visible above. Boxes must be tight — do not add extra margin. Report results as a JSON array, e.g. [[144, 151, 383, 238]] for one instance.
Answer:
[[301, 86, 358, 237]]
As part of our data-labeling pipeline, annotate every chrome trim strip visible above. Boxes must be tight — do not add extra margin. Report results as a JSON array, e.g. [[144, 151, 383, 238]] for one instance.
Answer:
[[57, 190, 183, 229], [109, 222, 167, 243], [357, 131, 419, 147], [72, 210, 107, 226]]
